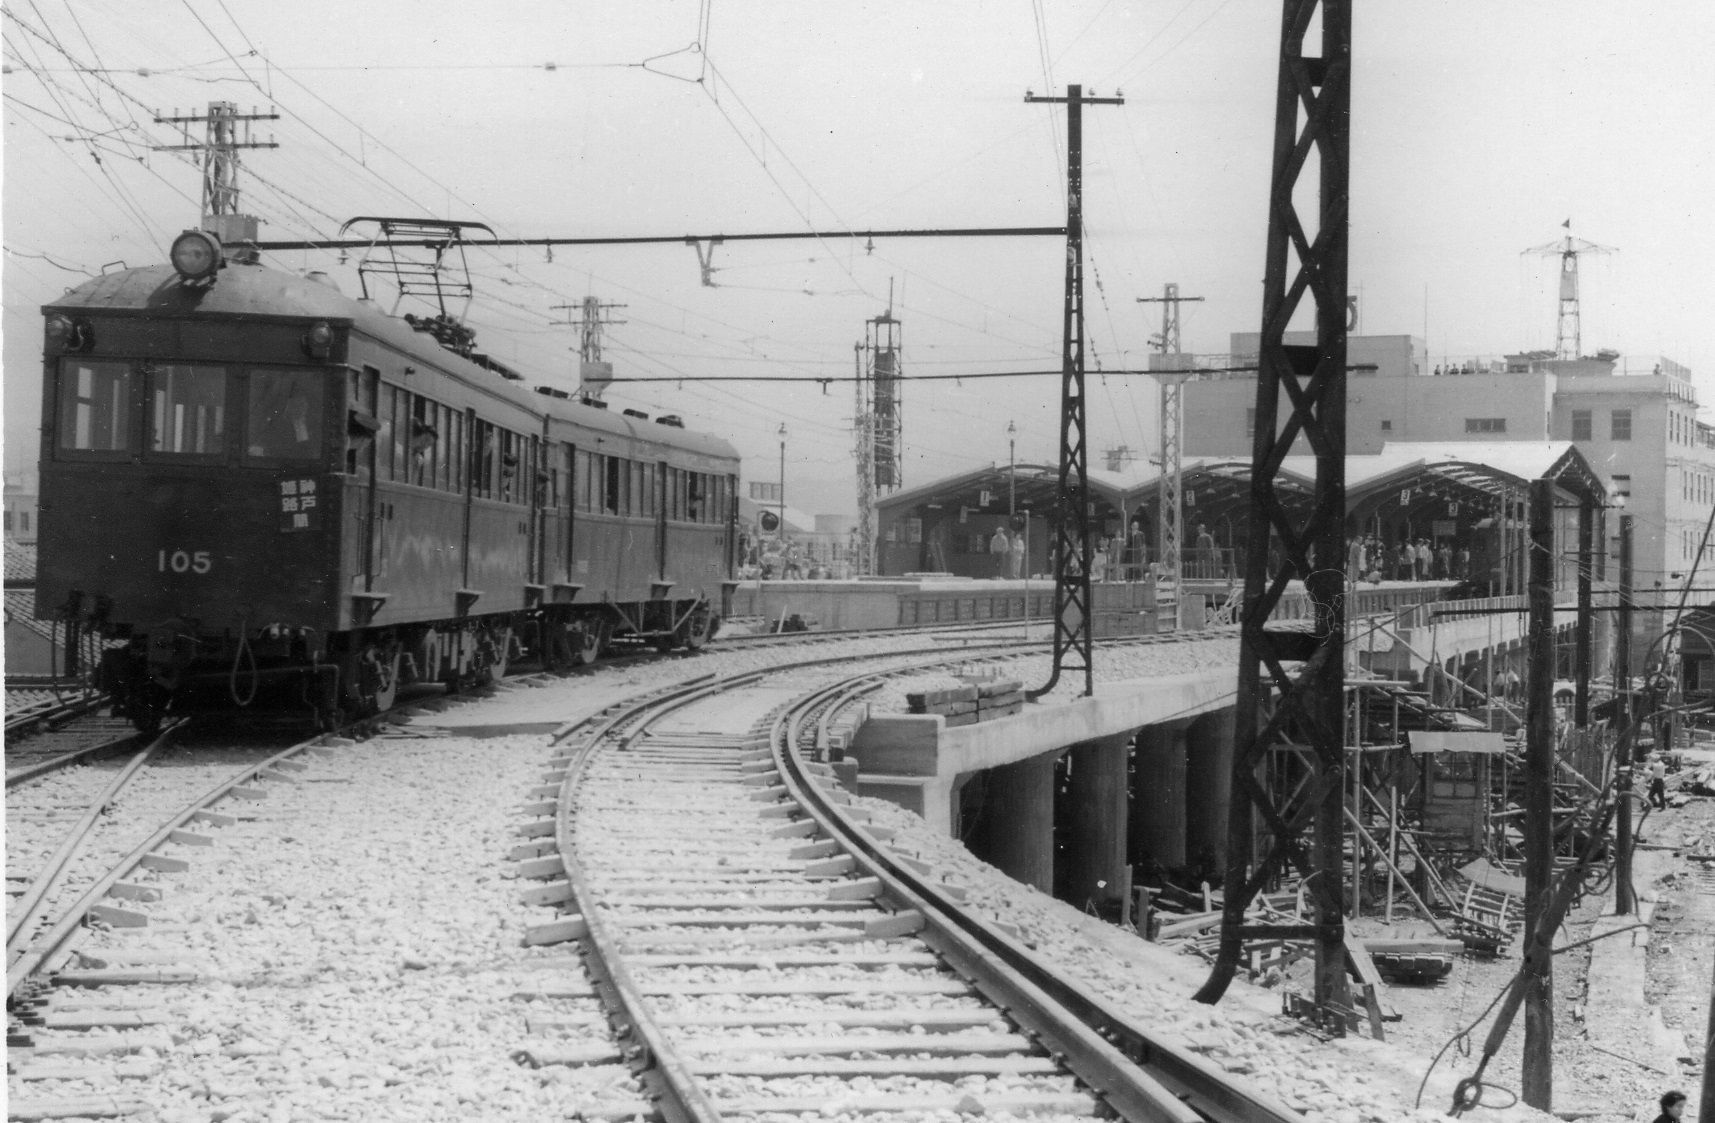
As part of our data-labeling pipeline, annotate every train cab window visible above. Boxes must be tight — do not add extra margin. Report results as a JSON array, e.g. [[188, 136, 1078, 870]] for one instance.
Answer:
[[56, 360, 133, 454], [245, 371, 322, 461], [148, 364, 227, 457]]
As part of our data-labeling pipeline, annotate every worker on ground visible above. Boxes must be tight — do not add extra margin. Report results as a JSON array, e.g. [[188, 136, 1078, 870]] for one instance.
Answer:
[[1648, 752, 1670, 810], [1651, 1091, 1687, 1123]]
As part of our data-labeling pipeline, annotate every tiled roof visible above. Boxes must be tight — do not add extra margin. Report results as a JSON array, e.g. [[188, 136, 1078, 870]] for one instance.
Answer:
[[5, 589, 56, 644], [4, 540, 37, 583]]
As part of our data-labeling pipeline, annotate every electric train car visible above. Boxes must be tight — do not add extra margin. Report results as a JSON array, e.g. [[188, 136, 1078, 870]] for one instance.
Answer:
[[36, 228, 738, 731]]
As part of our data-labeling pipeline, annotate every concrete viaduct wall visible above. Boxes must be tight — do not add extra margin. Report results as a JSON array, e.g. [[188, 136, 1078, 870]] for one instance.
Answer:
[[844, 601, 1595, 912]]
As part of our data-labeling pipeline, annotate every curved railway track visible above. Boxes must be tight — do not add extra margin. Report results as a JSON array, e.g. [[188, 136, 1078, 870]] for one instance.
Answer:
[[6, 625, 1267, 1121], [542, 647, 1290, 1123]]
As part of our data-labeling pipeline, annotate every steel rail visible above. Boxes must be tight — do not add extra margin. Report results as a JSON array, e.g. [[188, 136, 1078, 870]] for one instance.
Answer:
[[4, 691, 108, 741], [773, 681, 1306, 1123], [5, 726, 142, 789], [551, 672, 746, 1123], [6, 730, 171, 957], [6, 731, 335, 1002]]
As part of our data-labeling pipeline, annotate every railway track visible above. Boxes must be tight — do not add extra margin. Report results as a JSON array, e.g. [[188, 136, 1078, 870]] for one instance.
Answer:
[[538, 649, 1292, 1122], [5, 626, 1265, 1121]]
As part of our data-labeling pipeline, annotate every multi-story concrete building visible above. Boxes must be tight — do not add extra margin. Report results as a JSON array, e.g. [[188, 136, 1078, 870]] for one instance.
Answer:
[[1184, 334, 1714, 672]]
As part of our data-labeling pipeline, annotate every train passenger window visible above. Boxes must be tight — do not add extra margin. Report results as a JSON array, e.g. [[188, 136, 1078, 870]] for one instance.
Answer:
[[438, 405, 457, 492], [500, 431, 522, 504], [574, 450, 591, 511], [688, 474, 704, 523], [449, 411, 465, 494], [471, 422, 494, 498], [245, 371, 322, 461], [149, 364, 226, 457], [57, 360, 132, 454], [603, 456, 621, 514], [383, 387, 406, 481]]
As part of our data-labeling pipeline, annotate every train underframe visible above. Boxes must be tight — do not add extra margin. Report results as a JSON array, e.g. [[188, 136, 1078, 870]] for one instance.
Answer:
[[93, 597, 718, 732]]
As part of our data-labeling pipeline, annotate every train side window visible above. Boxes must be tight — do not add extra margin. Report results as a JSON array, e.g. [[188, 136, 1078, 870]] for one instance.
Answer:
[[149, 364, 227, 457], [505, 430, 525, 504], [386, 387, 408, 481], [56, 360, 133, 454], [449, 410, 465, 494], [472, 422, 495, 498], [688, 473, 704, 523], [603, 455, 621, 514], [245, 370, 321, 462]]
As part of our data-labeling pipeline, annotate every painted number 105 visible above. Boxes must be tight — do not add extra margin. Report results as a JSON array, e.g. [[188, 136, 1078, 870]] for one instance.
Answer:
[[157, 549, 212, 574]]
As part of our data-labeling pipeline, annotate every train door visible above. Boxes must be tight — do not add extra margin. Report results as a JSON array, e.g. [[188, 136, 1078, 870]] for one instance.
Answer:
[[349, 366, 382, 590]]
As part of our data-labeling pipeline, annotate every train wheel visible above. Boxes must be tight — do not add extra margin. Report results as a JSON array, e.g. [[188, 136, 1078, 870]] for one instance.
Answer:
[[127, 683, 168, 736], [570, 622, 602, 666], [681, 607, 715, 652], [371, 648, 401, 712]]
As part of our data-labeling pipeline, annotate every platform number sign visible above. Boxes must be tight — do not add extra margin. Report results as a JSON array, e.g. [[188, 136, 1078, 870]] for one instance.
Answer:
[[279, 478, 318, 532]]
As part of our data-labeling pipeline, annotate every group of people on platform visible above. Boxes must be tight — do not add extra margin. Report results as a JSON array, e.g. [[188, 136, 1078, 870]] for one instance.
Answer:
[[1346, 535, 1469, 584]]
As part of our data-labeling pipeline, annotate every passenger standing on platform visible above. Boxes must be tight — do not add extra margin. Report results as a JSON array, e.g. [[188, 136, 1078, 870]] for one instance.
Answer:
[[1416, 539, 1432, 580], [1347, 536, 1365, 577], [989, 526, 1010, 578], [1650, 1091, 1687, 1123], [1195, 524, 1216, 579], [1435, 541, 1452, 580], [1397, 542, 1414, 581], [1008, 529, 1026, 579], [1455, 544, 1471, 580], [1092, 538, 1109, 583]]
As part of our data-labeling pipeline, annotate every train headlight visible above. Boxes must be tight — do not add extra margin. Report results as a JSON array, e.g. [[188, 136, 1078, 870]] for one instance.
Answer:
[[44, 313, 90, 352], [169, 229, 223, 282], [302, 320, 335, 359]]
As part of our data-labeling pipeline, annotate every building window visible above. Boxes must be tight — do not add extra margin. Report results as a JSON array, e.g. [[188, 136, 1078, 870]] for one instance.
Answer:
[[1380, 419, 1392, 432], [1612, 474, 1631, 506], [1611, 409, 1632, 441], [1464, 418, 1506, 434], [1245, 407, 1256, 438], [2, 511, 11, 532], [1571, 410, 1591, 441]]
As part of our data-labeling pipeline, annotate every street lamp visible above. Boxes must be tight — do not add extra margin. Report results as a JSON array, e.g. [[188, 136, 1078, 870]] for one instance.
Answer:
[[777, 423, 788, 546], [1007, 421, 1017, 516]]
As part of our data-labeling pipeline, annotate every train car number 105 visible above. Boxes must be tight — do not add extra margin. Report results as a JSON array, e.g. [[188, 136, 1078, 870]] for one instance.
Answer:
[[157, 550, 213, 574]]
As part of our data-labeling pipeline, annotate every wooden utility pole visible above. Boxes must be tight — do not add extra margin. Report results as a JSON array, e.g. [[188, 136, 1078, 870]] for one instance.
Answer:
[[1522, 478, 1557, 1109], [1615, 514, 1635, 914], [1574, 499, 1594, 726]]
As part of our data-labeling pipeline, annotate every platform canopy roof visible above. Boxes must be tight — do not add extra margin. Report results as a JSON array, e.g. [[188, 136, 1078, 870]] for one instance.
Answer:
[[1285, 442, 1608, 507], [874, 462, 1144, 520], [873, 442, 1606, 541]]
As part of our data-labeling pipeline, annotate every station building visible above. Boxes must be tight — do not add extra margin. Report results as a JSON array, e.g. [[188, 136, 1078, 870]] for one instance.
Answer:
[[1183, 333, 1713, 673]]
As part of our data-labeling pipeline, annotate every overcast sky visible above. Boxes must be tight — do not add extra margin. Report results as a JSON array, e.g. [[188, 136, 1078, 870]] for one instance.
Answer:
[[5, 2, 1712, 515]]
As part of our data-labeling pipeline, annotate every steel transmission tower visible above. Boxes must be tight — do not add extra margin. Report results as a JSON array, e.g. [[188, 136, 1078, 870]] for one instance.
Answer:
[[153, 100, 279, 250], [853, 307, 904, 575], [1523, 221, 1614, 361], [554, 297, 627, 400], [1138, 284, 1204, 587], [1194, 0, 1353, 1019], [1024, 84, 1124, 700]]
